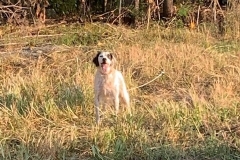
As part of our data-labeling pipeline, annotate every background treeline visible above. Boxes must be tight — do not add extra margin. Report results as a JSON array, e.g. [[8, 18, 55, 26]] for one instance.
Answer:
[[0, 0, 238, 27]]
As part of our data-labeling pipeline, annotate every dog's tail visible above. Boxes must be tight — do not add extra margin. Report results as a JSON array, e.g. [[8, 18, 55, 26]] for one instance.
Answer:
[[128, 71, 165, 91]]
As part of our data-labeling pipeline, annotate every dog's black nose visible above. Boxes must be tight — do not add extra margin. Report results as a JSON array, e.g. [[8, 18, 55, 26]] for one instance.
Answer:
[[102, 58, 107, 62]]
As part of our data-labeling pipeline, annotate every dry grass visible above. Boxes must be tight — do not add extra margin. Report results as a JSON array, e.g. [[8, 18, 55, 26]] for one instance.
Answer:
[[0, 10, 240, 159]]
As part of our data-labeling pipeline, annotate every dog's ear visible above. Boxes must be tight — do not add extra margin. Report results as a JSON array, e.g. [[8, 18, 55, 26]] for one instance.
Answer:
[[93, 51, 101, 67]]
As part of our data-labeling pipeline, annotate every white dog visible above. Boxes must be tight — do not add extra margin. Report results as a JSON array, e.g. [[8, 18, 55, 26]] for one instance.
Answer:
[[92, 51, 131, 124]]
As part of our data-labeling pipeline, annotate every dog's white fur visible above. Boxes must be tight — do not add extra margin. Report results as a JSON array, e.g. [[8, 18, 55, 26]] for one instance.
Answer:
[[92, 51, 130, 124]]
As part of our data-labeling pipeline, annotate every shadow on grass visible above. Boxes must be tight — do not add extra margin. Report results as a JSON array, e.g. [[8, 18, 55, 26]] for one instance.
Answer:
[[92, 137, 240, 160], [0, 136, 239, 160], [55, 84, 85, 108], [0, 83, 85, 114]]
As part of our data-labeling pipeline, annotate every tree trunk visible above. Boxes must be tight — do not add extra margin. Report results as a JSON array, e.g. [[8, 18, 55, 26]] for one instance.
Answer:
[[119, 0, 122, 24], [163, 0, 173, 18], [135, 0, 139, 10], [102, 0, 107, 12]]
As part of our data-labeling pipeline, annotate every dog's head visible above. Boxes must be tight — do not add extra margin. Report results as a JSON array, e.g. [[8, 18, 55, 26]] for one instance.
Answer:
[[93, 51, 115, 74]]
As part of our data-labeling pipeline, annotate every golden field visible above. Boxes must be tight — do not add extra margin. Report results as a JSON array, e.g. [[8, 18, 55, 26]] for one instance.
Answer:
[[0, 16, 240, 159]]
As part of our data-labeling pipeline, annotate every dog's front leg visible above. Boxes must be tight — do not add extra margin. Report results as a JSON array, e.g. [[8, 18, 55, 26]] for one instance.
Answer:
[[94, 95, 100, 124], [121, 86, 131, 115], [114, 93, 120, 115]]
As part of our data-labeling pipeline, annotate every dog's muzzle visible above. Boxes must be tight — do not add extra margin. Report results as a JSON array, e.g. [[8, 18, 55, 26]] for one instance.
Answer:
[[101, 58, 108, 71], [101, 62, 109, 73]]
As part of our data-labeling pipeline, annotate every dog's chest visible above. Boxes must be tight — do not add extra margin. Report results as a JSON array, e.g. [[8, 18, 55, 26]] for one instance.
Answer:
[[98, 76, 118, 96]]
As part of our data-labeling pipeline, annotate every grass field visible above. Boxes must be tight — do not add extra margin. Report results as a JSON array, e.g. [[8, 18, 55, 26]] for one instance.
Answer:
[[0, 15, 240, 160]]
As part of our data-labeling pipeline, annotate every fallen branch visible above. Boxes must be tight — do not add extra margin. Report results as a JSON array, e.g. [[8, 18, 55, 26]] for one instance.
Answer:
[[0, 42, 28, 47], [94, 9, 117, 18], [111, 8, 133, 24], [0, 5, 28, 9], [21, 34, 65, 38]]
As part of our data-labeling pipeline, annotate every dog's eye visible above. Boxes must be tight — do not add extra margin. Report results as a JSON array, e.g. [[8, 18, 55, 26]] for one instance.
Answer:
[[107, 54, 112, 59], [99, 55, 103, 57]]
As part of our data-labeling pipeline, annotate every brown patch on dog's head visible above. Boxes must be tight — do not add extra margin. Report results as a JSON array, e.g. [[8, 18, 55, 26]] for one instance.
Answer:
[[107, 53, 113, 61], [108, 53, 116, 67]]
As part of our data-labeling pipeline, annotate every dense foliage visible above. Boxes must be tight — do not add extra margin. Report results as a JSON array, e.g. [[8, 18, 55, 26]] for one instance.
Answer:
[[0, 0, 233, 27]]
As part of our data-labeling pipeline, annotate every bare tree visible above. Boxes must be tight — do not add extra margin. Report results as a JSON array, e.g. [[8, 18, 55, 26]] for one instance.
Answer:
[[34, 0, 49, 23], [103, 0, 107, 12], [0, 0, 50, 25]]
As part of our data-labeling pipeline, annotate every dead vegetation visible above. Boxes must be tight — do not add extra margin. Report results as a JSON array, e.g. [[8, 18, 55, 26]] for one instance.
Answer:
[[0, 36, 239, 158], [0, 3, 239, 158]]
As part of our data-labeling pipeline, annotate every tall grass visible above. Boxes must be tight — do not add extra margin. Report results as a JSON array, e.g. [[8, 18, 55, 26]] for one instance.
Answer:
[[0, 8, 240, 159]]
